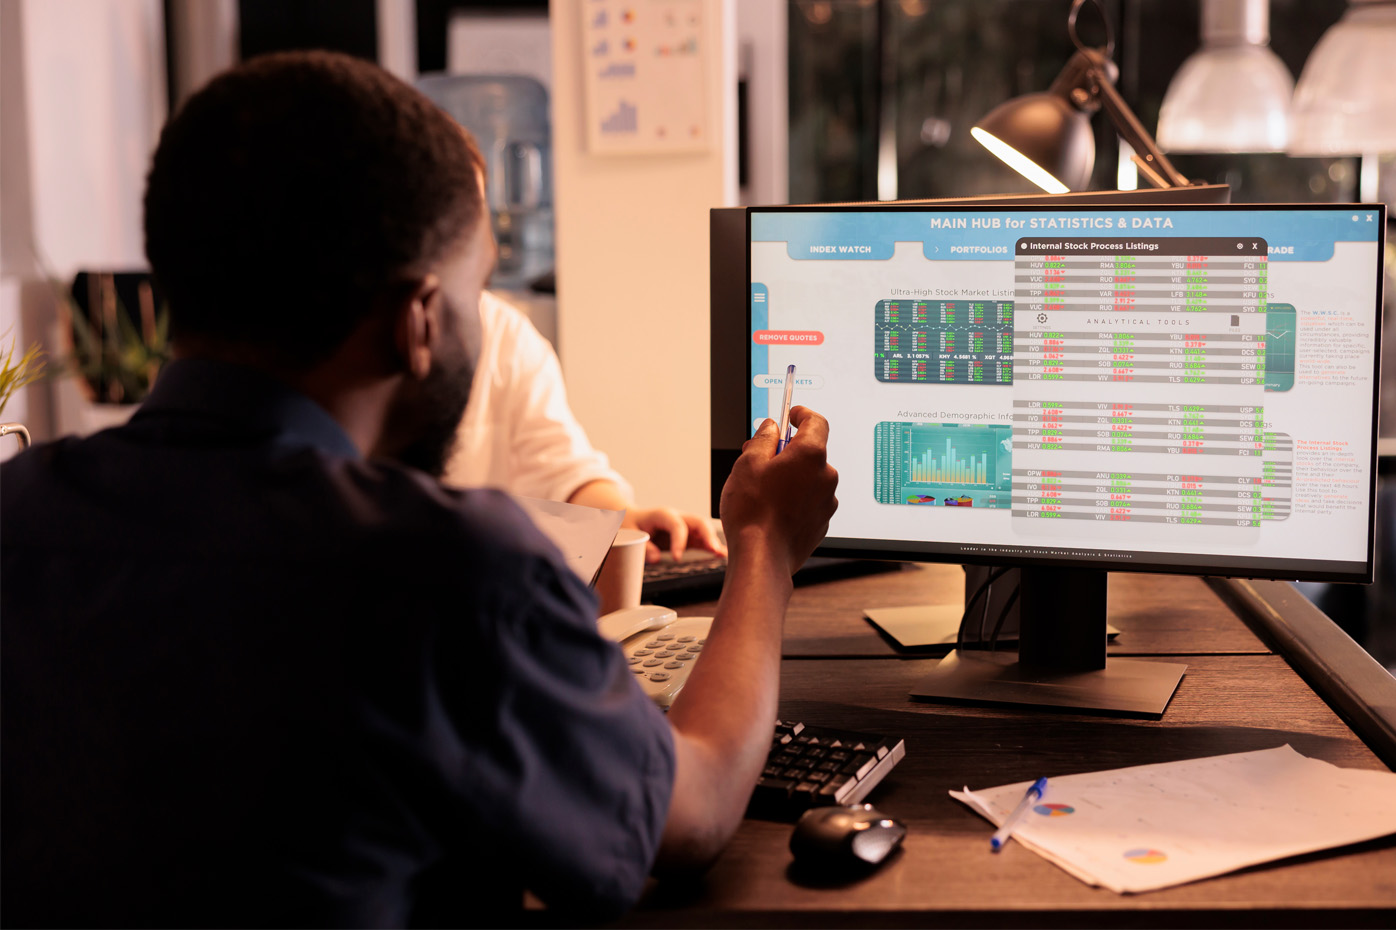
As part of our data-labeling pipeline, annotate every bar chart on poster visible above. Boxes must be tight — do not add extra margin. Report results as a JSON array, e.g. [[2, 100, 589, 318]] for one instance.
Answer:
[[581, 0, 711, 154]]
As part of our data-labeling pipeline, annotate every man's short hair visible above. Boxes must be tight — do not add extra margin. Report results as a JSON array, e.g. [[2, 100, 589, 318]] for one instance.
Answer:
[[144, 50, 486, 367]]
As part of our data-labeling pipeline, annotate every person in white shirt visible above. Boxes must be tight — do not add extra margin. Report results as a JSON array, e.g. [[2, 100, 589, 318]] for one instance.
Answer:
[[444, 290, 725, 562]]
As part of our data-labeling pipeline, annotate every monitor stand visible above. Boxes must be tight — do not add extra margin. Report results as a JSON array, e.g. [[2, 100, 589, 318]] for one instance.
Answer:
[[909, 568, 1186, 717]]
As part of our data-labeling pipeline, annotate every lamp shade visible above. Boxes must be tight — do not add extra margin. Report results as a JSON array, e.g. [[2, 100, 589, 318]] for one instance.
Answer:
[[971, 92, 1095, 193], [1158, 0, 1292, 153], [1289, 1, 1396, 156], [1158, 46, 1292, 152]]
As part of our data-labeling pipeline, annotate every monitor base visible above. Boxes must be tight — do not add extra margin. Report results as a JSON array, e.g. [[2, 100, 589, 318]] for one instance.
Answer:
[[909, 649, 1186, 717]]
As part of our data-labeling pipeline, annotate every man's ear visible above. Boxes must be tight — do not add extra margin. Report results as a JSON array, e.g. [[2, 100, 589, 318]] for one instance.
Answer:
[[394, 273, 442, 380]]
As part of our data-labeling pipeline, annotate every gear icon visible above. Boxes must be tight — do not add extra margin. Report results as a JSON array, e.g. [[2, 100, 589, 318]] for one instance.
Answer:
[[1036, 312, 1048, 324]]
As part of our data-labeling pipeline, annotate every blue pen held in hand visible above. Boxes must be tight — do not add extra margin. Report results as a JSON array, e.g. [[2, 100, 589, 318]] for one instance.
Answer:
[[990, 777, 1047, 852], [776, 364, 796, 454]]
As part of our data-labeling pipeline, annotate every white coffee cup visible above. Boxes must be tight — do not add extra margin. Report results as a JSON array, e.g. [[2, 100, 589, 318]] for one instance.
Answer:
[[595, 528, 649, 616]]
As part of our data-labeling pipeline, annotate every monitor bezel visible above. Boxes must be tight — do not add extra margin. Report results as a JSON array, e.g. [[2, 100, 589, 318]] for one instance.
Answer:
[[736, 200, 1385, 585]]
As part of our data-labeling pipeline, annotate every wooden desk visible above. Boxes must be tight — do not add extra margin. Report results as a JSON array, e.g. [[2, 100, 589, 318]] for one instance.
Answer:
[[630, 566, 1396, 927], [675, 563, 1271, 658]]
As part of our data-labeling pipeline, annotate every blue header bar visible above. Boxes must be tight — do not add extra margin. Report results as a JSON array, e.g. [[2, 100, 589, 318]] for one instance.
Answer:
[[751, 207, 1383, 262]]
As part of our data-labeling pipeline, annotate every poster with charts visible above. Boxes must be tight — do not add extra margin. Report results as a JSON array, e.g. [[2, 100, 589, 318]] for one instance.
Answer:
[[581, 0, 711, 154]]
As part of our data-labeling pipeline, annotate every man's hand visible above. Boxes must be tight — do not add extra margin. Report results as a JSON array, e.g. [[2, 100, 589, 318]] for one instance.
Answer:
[[718, 406, 838, 577], [627, 507, 728, 563]]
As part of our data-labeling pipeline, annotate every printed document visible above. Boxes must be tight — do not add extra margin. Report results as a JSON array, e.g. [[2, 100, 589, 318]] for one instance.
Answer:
[[951, 745, 1396, 893]]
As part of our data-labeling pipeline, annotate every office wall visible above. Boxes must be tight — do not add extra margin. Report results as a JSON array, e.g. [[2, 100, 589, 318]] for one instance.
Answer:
[[19, 0, 165, 277], [550, 0, 737, 518], [0, 0, 166, 448], [1, 0, 38, 439]]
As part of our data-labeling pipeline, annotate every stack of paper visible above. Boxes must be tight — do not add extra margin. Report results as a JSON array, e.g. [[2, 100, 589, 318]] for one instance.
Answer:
[[952, 745, 1396, 893]]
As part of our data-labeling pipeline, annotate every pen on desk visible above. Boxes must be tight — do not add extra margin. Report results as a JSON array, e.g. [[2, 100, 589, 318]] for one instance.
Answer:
[[990, 776, 1046, 852], [775, 364, 796, 453]]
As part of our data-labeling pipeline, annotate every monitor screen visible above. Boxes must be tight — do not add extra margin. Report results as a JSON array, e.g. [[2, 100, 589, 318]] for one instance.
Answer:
[[743, 204, 1385, 586]]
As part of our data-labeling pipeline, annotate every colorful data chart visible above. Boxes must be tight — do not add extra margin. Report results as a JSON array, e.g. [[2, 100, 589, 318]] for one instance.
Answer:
[[1015, 238, 1267, 316], [951, 745, 1396, 895], [581, 0, 710, 153], [1010, 399, 1293, 526], [874, 298, 1013, 385], [873, 421, 1013, 508], [1014, 238, 1268, 387], [1264, 302, 1296, 391]]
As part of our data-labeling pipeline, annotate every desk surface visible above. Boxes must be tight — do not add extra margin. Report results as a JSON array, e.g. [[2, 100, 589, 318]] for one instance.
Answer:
[[634, 566, 1396, 926], [679, 563, 1270, 657]]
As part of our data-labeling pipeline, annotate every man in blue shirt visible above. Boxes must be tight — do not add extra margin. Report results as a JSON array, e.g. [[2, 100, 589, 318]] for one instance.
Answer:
[[0, 51, 838, 927]]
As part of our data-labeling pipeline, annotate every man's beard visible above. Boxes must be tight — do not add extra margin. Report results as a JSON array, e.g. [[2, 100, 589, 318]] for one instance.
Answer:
[[377, 301, 475, 478]]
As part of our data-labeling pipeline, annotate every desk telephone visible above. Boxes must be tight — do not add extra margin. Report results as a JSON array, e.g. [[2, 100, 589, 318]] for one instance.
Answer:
[[598, 605, 908, 818], [599, 605, 713, 709]]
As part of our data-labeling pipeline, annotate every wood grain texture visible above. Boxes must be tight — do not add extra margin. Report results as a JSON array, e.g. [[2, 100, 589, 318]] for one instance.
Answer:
[[607, 656, 1395, 927], [680, 565, 1271, 658], [612, 567, 1396, 926]]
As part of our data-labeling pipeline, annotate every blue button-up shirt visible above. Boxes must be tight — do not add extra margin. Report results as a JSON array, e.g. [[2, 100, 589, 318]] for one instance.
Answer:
[[1, 358, 674, 927]]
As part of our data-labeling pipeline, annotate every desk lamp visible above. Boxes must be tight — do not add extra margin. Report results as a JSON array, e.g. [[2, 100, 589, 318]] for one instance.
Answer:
[[1156, 0, 1292, 154], [971, 0, 1189, 192]]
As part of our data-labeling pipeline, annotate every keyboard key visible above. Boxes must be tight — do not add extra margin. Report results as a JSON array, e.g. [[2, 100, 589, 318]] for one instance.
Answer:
[[846, 755, 878, 780], [754, 777, 795, 798], [746, 720, 906, 821]]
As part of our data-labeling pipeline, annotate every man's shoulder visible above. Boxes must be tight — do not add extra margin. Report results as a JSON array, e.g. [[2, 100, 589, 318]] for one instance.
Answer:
[[326, 457, 557, 562], [2, 433, 561, 582]]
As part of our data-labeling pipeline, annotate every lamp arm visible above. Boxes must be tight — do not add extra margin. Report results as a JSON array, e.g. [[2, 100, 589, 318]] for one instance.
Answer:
[[1088, 64, 1190, 188]]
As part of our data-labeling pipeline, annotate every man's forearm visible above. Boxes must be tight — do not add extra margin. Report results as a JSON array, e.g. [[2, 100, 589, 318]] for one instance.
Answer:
[[567, 478, 632, 515], [655, 533, 791, 871]]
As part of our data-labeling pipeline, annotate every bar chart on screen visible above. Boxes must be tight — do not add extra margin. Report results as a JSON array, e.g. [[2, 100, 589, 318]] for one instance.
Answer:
[[874, 422, 1013, 508]]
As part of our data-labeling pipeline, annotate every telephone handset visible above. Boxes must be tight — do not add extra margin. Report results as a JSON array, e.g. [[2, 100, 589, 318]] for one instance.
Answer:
[[598, 605, 678, 642], [598, 606, 713, 708]]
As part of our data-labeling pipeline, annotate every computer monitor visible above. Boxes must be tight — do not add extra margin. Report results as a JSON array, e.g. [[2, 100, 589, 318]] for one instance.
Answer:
[[710, 186, 1234, 509], [716, 199, 1385, 715]]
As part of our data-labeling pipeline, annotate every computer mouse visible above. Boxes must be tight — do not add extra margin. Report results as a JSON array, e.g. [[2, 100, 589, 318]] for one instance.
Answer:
[[789, 803, 907, 870]]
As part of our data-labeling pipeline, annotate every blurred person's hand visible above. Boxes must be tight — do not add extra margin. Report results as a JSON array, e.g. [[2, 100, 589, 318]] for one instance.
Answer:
[[628, 507, 727, 563]]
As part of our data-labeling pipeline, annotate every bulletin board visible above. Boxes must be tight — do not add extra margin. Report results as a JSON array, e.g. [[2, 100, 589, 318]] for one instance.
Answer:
[[581, 0, 712, 155]]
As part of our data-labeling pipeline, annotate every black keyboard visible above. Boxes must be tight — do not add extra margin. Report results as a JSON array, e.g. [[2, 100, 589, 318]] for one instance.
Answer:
[[642, 555, 903, 604], [746, 720, 906, 820], [641, 556, 728, 600]]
